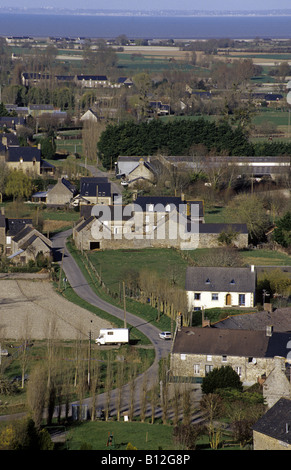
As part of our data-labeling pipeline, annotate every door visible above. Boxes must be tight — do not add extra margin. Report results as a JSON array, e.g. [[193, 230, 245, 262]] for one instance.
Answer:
[[226, 293, 231, 306]]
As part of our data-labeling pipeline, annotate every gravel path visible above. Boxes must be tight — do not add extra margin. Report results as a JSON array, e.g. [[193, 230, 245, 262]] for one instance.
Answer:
[[0, 279, 112, 341]]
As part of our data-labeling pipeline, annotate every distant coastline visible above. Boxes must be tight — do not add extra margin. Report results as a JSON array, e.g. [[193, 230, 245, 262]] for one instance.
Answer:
[[1, 12, 291, 39], [1, 7, 291, 17]]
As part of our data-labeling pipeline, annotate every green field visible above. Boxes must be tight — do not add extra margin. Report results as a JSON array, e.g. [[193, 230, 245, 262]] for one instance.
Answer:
[[88, 247, 188, 294]]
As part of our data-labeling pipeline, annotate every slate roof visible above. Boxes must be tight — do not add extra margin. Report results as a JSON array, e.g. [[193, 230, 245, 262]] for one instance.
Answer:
[[77, 75, 107, 81], [80, 177, 111, 198], [134, 196, 185, 212], [6, 147, 41, 162], [172, 326, 291, 359], [6, 218, 33, 236], [196, 223, 248, 234], [213, 307, 291, 333], [12, 225, 34, 243], [185, 266, 256, 293], [252, 398, 291, 445], [1, 133, 19, 146]]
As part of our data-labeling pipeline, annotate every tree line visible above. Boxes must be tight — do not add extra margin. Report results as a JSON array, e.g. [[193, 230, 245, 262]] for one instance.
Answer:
[[97, 118, 291, 170]]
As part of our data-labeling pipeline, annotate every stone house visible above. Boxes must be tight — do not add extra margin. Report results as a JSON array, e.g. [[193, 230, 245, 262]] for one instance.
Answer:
[[0, 212, 33, 256], [78, 177, 113, 206], [185, 265, 256, 311], [8, 225, 52, 264], [253, 398, 291, 450], [4, 146, 41, 175], [31, 178, 76, 205], [262, 356, 291, 409], [72, 197, 248, 252], [119, 158, 157, 188], [76, 75, 108, 88], [170, 325, 291, 386], [80, 108, 99, 123]]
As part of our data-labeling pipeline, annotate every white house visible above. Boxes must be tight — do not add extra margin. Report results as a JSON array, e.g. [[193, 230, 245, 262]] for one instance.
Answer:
[[185, 265, 256, 311]]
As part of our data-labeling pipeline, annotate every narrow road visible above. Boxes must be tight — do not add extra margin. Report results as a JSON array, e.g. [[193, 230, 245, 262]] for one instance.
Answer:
[[51, 229, 172, 416]]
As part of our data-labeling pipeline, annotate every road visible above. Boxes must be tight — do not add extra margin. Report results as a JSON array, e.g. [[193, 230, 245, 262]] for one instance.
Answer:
[[51, 229, 172, 417]]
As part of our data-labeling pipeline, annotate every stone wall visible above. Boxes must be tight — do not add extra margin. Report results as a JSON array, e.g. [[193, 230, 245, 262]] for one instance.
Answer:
[[253, 431, 291, 450], [170, 352, 275, 386], [263, 356, 291, 409]]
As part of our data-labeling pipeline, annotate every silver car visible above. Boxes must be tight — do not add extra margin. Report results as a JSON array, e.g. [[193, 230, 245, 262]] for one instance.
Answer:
[[159, 331, 172, 340]]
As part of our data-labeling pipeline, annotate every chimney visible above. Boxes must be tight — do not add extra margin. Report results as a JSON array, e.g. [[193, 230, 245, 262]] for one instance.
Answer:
[[266, 325, 273, 337]]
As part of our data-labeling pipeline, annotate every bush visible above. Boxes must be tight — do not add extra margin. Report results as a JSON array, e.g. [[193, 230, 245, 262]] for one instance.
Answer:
[[202, 366, 243, 394]]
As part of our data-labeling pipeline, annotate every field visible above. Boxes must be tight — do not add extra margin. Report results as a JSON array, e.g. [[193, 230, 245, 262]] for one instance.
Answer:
[[0, 279, 111, 341]]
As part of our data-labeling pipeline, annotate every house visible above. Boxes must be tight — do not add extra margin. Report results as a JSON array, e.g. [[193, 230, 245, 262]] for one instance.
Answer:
[[8, 225, 52, 265], [212, 305, 291, 333], [21, 72, 50, 86], [116, 157, 157, 188], [149, 101, 171, 115], [80, 109, 99, 123], [72, 197, 248, 252], [194, 222, 248, 247], [78, 177, 112, 205], [252, 398, 291, 450], [31, 178, 76, 205], [76, 75, 108, 88], [185, 265, 256, 312], [115, 77, 133, 88], [0, 211, 32, 256], [170, 325, 291, 386], [0, 116, 26, 131], [4, 146, 41, 175], [261, 356, 291, 409]]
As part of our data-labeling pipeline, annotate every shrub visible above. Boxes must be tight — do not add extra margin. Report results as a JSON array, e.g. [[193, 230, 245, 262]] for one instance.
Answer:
[[202, 366, 243, 394]]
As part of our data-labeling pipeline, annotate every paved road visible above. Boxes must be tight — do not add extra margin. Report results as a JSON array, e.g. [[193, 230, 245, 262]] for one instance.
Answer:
[[51, 229, 172, 416]]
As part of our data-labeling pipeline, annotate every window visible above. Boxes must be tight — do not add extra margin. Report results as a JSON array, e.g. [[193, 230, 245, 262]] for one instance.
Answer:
[[194, 307, 201, 311], [205, 365, 213, 375], [222, 355, 227, 362], [194, 364, 200, 375], [206, 355, 212, 362], [239, 294, 245, 306], [194, 293, 201, 300], [235, 366, 242, 377], [212, 293, 219, 301]]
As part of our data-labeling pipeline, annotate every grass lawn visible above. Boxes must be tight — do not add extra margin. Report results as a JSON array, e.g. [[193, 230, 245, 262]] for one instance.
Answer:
[[240, 249, 291, 266], [88, 247, 188, 294], [66, 420, 175, 451], [63, 419, 240, 451]]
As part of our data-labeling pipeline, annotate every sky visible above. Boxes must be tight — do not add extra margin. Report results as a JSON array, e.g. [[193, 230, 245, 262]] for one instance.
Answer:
[[0, 0, 291, 11]]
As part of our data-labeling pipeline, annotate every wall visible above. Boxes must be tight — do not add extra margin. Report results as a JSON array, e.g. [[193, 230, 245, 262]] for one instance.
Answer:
[[170, 351, 275, 386], [46, 179, 73, 205], [253, 431, 291, 450], [187, 290, 254, 310]]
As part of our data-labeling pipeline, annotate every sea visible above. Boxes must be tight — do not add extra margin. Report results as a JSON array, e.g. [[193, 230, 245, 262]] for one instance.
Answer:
[[1, 13, 291, 40]]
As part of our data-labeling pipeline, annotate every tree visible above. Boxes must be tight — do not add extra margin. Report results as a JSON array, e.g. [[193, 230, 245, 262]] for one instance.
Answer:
[[202, 366, 243, 395], [273, 211, 291, 248], [5, 170, 33, 201], [226, 194, 270, 244], [27, 364, 48, 429], [40, 130, 56, 159], [173, 423, 205, 450], [200, 393, 224, 449]]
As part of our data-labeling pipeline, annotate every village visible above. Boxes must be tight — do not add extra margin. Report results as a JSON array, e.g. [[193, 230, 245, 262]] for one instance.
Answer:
[[0, 32, 291, 450]]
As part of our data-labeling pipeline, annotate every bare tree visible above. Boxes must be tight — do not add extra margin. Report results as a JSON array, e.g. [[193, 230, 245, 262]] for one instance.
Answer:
[[27, 363, 48, 429]]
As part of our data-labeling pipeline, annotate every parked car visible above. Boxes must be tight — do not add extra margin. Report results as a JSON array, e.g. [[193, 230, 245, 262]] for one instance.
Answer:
[[159, 331, 172, 340]]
